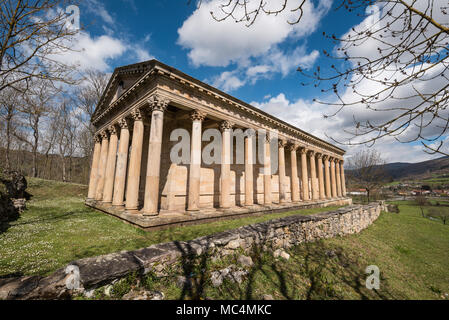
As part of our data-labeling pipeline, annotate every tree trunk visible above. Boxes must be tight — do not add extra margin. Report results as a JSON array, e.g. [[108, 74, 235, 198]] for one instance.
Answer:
[[5, 114, 11, 170], [61, 156, 66, 182]]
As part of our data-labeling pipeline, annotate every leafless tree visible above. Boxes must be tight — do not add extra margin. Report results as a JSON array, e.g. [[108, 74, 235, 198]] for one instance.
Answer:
[[74, 69, 109, 159], [0, 0, 80, 93], [347, 148, 387, 202], [414, 194, 428, 217], [208, 0, 449, 156], [0, 87, 21, 170], [55, 99, 77, 182], [14, 79, 58, 177]]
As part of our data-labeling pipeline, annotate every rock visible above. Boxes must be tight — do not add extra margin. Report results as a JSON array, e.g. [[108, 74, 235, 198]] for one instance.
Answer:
[[273, 249, 290, 260], [104, 285, 113, 297], [263, 294, 274, 300], [387, 204, 400, 213], [237, 255, 253, 267], [325, 250, 337, 258], [210, 271, 223, 287], [210, 266, 248, 287], [176, 276, 192, 289], [226, 240, 241, 249], [150, 291, 165, 300], [230, 270, 248, 284], [280, 251, 290, 260], [1, 171, 27, 199], [84, 289, 95, 299], [122, 290, 164, 300]]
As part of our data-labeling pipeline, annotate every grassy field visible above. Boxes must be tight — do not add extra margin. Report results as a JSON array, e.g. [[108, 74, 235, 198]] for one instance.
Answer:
[[1, 178, 448, 300], [0, 178, 340, 277], [86, 200, 448, 300]]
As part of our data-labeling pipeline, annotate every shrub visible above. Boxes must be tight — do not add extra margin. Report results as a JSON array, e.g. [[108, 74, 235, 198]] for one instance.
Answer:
[[427, 208, 449, 225]]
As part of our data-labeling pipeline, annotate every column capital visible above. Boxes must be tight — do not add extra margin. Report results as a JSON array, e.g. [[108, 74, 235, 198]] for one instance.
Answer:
[[118, 117, 130, 129], [322, 154, 329, 161], [245, 128, 257, 137], [340, 159, 344, 164], [287, 142, 299, 151], [147, 94, 169, 112], [189, 109, 207, 122], [299, 147, 308, 154], [307, 150, 316, 157], [264, 131, 274, 143], [130, 107, 144, 121], [94, 135, 101, 143], [278, 139, 287, 148], [108, 124, 118, 136], [334, 158, 340, 163], [316, 153, 323, 159], [100, 130, 109, 140], [219, 120, 234, 132]]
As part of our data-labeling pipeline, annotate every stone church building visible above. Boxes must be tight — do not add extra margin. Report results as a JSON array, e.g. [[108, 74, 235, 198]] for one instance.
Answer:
[[86, 60, 351, 229]]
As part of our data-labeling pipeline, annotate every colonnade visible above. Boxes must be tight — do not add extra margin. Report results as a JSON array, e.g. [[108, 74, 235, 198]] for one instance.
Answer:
[[87, 98, 347, 215]]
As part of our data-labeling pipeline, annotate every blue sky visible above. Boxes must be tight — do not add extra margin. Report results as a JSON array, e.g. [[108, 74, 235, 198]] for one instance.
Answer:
[[69, 0, 447, 163]]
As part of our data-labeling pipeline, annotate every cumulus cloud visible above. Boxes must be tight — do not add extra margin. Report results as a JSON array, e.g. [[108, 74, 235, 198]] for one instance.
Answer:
[[211, 70, 245, 91], [207, 45, 319, 91], [178, 0, 331, 67], [251, 93, 445, 163]]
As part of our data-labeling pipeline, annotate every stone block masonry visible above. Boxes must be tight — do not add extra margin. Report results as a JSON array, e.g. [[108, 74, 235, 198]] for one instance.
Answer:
[[0, 202, 386, 300]]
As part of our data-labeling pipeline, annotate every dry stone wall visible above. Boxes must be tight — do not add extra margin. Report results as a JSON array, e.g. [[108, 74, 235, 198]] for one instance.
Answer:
[[0, 202, 386, 300]]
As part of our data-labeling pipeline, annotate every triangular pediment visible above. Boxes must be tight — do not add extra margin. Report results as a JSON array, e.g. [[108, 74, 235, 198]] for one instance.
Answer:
[[93, 60, 158, 120]]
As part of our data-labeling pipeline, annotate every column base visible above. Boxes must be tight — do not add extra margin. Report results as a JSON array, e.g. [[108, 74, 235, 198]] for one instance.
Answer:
[[142, 211, 159, 217]]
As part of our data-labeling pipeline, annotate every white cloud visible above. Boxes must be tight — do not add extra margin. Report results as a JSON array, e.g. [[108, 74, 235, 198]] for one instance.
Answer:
[[207, 45, 319, 92], [51, 32, 126, 72], [211, 71, 245, 91], [251, 93, 445, 163], [85, 0, 115, 25], [178, 0, 331, 67]]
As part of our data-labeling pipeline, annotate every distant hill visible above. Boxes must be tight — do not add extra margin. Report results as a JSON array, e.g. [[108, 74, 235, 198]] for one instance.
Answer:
[[381, 156, 449, 180]]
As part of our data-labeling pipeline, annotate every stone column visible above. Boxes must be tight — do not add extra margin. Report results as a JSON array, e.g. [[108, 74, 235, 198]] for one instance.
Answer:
[[187, 110, 206, 211], [244, 132, 254, 206], [336, 159, 342, 197], [102, 125, 119, 203], [143, 95, 169, 215], [317, 153, 325, 200], [308, 151, 319, 201], [95, 131, 109, 201], [125, 108, 144, 211], [289, 143, 300, 202], [300, 148, 309, 201], [278, 140, 287, 203], [323, 155, 331, 199], [263, 133, 272, 205], [341, 160, 347, 197], [220, 120, 233, 209], [87, 135, 101, 199], [112, 118, 130, 206], [330, 157, 337, 198]]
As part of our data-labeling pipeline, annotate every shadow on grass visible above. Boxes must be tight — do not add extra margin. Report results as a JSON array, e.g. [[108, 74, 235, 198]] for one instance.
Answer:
[[0, 196, 21, 235], [8, 211, 81, 227], [166, 226, 398, 300]]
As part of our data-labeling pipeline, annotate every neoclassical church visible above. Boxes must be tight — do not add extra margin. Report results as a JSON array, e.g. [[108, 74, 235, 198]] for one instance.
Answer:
[[86, 60, 351, 229]]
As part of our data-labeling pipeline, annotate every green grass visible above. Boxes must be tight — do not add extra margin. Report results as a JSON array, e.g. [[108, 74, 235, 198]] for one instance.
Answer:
[[2, 178, 448, 300], [88, 201, 449, 300], [0, 178, 340, 277]]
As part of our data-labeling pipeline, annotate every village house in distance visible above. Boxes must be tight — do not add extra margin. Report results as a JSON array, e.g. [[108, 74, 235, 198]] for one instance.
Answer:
[[85, 60, 351, 230]]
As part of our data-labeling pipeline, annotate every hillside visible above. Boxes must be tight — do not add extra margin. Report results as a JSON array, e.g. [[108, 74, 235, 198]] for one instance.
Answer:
[[382, 156, 449, 180]]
